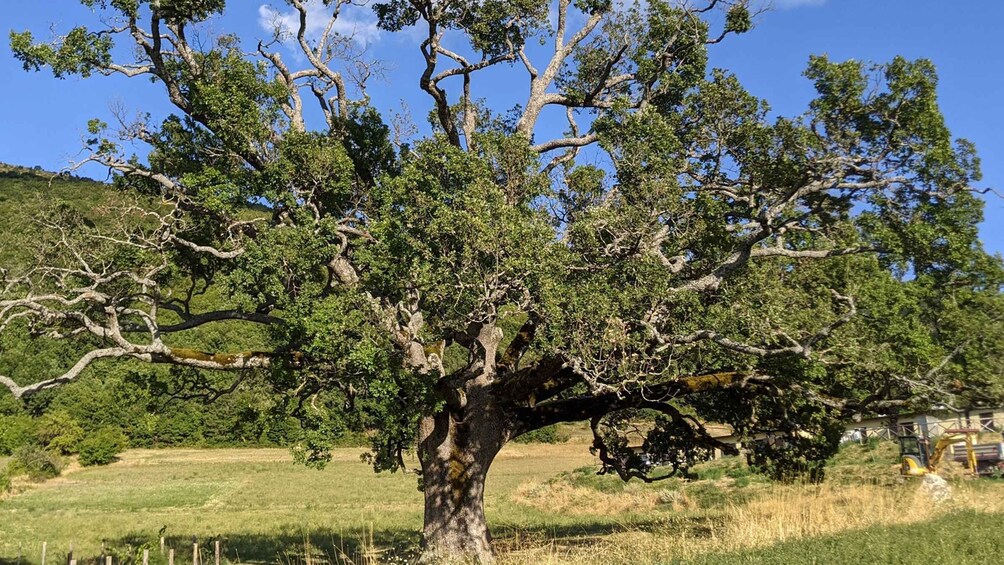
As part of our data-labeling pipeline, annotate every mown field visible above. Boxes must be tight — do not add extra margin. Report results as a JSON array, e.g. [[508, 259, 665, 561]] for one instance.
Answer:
[[2, 440, 1004, 565]]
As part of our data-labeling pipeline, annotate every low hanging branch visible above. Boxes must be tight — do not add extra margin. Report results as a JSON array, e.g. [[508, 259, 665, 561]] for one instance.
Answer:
[[0, 345, 271, 400]]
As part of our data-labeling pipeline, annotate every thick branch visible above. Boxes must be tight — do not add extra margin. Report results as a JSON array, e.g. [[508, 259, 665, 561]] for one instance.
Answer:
[[0, 347, 129, 400], [156, 310, 280, 333], [516, 371, 759, 430], [0, 345, 273, 401]]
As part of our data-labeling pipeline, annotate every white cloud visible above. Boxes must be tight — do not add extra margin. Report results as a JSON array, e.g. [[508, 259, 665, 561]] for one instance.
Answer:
[[258, 1, 381, 48], [771, 0, 827, 9]]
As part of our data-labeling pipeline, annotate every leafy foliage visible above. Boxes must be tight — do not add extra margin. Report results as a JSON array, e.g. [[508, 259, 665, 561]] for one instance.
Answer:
[[78, 426, 128, 466], [0, 167, 320, 451], [0, 414, 35, 456], [3, 2, 1004, 557], [34, 410, 85, 455]]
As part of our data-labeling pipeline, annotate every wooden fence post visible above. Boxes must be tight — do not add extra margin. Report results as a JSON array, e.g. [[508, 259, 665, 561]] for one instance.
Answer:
[[106, 555, 112, 565], [66, 543, 73, 565], [41, 541, 47, 565], [168, 549, 175, 565], [143, 548, 149, 565], [193, 542, 199, 565], [160, 538, 165, 555], [214, 540, 220, 565], [69, 560, 76, 565]]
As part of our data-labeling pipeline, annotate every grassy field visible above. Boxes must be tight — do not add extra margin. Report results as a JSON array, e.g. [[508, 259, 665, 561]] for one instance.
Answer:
[[2, 440, 1003, 564], [0, 444, 593, 563]]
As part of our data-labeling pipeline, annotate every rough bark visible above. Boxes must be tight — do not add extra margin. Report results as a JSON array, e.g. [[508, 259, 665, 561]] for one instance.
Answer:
[[418, 371, 511, 563]]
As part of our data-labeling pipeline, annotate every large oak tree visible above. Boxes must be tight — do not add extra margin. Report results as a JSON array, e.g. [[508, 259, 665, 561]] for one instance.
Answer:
[[3, 0, 1002, 561]]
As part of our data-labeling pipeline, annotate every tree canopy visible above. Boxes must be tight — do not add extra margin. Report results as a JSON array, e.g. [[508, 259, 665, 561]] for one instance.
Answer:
[[4, 0, 1003, 561]]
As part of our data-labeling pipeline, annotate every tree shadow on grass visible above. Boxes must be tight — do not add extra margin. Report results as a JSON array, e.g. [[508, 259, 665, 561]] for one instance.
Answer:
[[95, 529, 421, 565], [92, 516, 719, 564], [492, 513, 722, 552]]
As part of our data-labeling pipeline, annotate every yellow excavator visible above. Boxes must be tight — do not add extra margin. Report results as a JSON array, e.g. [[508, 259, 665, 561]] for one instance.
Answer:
[[899, 428, 991, 476]]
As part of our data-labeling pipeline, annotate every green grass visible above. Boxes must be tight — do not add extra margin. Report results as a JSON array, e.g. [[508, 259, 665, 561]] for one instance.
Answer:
[[675, 509, 1004, 565], [0, 445, 598, 563], [3, 441, 1004, 564], [823, 440, 902, 485]]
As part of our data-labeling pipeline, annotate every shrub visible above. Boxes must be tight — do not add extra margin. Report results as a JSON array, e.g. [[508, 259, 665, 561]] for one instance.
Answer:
[[0, 415, 35, 455], [34, 410, 85, 455], [0, 470, 10, 494], [8, 445, 63, 481], [513, 425, 571, 444], [78, 427, 128, 466]]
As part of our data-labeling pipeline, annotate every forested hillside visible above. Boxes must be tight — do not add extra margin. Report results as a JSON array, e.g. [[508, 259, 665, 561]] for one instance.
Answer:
[[0, 164, 325, 454]]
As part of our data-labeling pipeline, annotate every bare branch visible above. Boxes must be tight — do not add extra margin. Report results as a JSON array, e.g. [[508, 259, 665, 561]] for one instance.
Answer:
[[0, 348, 130, 399], [532, 132, 599, 154], [650, 292, 857, 360]]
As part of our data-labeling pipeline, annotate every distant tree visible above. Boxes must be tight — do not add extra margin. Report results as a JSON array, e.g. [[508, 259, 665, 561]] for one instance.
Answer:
[[4, 0, 1002, 561]]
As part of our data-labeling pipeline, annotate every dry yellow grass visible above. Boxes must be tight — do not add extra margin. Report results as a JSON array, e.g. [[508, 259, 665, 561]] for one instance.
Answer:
[[718, 481, 997, 547], [513, 479, 663, 515], [5, 442, 1004, 564], [494, 480, 1004, 565]]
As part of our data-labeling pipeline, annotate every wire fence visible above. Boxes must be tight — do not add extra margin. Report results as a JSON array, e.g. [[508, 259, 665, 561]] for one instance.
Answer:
[[6, 539, 226, 565], [5, 535, 384, 565]]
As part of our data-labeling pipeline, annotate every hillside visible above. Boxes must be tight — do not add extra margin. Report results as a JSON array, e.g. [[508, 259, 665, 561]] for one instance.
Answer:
[[0, 163, 130, 403], [0, 163, 117, 265], [0, 163, 297, 450]]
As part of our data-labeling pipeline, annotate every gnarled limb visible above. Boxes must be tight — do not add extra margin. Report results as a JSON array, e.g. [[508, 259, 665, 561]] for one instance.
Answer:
[[515, 370, 761, 430], [0, 345, 271, 400]]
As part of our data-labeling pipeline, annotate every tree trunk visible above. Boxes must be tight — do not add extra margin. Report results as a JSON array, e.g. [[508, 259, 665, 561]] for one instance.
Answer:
[[418, 385, 509, 563]]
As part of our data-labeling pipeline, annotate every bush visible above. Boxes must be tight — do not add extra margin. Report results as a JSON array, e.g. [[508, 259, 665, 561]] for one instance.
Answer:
[[0, 470, 10, 494], [8, 445, 63, 481], [0, 415, 35, 455], [34, 410, 85, 455], [513, 425, 571, 444], [78, 427, 128, 466]]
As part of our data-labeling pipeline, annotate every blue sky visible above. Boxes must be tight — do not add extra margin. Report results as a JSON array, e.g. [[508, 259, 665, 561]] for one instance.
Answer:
[[1, 0, 1002, 254]]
